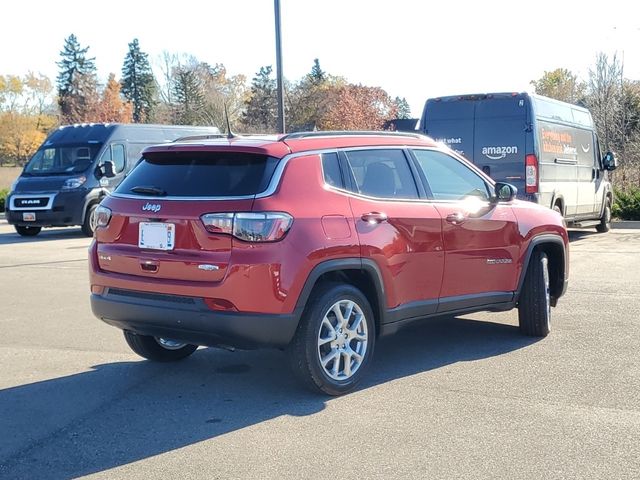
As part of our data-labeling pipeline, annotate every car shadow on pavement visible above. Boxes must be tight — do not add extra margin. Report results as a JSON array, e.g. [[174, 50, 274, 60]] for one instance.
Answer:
[[0, 316, 538, 479], [0, 227, 87, 245]]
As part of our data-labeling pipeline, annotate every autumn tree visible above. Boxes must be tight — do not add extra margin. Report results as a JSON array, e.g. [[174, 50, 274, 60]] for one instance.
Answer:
[[243, 66, 277, 132], [93, 74, 132, 123], [121, 39, 156, 123], [56, 34, 99, 123], [530, 68, 585, 104], [0, 74, 56, 165], [318, 84, 397, 130]]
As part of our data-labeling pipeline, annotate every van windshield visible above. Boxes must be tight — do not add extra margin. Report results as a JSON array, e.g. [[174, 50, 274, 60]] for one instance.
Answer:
[[24, 144, 102, 175]]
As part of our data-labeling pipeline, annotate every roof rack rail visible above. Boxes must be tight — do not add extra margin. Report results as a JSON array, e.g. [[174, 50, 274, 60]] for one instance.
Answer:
[[173, 133, 228, 143], [280, 130, 423, 141]]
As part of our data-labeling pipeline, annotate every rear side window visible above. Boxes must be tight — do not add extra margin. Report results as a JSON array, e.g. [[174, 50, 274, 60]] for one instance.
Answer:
[[322, 153, 343, 188], [116, 151, 279, 197], [343, 149, 418, 199], [413, 149, 490, 201]]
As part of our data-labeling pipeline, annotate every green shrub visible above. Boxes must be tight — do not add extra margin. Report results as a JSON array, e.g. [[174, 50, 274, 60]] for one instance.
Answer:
[[0, 188, 7, 213], [613, 188, 640, 220]]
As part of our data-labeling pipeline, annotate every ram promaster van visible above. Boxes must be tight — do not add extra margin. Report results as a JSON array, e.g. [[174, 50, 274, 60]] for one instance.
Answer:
[[421, 93, 618, 232], [6, 123, 220, 237]]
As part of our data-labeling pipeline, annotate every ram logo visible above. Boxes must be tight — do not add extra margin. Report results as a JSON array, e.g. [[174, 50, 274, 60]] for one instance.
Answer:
[[482, 145, 518, 160], [142, 203, 161, 213]]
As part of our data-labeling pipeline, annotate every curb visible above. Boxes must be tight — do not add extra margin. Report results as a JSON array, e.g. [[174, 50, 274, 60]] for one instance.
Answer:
[[612, 221, 640, 229]]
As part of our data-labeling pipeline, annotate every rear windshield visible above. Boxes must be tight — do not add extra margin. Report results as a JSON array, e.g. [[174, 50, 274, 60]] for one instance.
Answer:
[[116, 151, 279, 197]]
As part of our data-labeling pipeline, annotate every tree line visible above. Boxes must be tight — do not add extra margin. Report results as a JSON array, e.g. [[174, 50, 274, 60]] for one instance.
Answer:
[[0, 34, 411, 165]]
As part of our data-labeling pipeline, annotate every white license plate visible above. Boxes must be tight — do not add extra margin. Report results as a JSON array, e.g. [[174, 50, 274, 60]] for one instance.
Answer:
[[139, 222, 175, 250], [22, 212, 36, 222]]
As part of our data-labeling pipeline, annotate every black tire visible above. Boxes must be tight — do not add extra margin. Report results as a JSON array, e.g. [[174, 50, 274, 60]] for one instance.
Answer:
[[518, 251, 551, 337], [81, 203, 98, 237], [553, 204, 562, 216], [15, 225, 41, 237], [595, 200, 611, 233], [123, 331, 198, 362], [288, 283, 376, 396]]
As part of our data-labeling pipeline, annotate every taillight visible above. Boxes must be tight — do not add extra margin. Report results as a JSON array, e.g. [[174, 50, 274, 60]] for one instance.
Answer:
[[525, 154, 538, 194], [95, 205, 112, 227], [201, 212, 293, 242]]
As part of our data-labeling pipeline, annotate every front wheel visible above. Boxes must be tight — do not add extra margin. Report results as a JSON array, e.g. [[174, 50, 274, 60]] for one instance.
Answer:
[[81, 203, 99, 237], [518, 251, 551, 337], [595, 200, 611, 233], [288, 283, 376, 396], [15, 225, 41, 237], [123, 331, 198, 362]]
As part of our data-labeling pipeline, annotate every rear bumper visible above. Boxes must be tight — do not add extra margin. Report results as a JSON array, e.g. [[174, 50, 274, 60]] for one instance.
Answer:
[[90, 288, 299, 349]]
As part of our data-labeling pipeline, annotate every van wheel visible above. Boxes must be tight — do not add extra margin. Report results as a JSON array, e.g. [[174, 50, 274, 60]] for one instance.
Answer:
[[596, 200, 611, 233], [15, 226, 41, 237], [81, 203, 99, 237], [288, 283, 375, 396], [123, 331, 198, 361], [553, 203, 562, 216], [518, 251, 551, 337]]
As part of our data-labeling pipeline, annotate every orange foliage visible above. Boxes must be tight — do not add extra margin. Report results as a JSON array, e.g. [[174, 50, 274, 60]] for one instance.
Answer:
[[318, 84, 398, 131], [92, 74, 132, 123]]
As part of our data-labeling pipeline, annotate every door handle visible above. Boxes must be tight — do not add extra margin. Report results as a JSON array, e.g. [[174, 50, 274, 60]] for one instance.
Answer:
[[140, 260, 159, 273], [445, 212, 466, 225], [361, 212, 388, 224]]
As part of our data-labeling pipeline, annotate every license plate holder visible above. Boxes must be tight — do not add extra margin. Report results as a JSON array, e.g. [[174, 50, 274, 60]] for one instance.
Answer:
[[138, 222, 175, 250], [22, 212, 36, 222]]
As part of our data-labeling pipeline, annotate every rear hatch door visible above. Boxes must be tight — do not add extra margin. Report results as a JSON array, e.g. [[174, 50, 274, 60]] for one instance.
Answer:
[[96, 148, 280, 283]]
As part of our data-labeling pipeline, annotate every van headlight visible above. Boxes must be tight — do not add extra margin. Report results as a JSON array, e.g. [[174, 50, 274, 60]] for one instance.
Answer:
[[62, 175, 87, 190]]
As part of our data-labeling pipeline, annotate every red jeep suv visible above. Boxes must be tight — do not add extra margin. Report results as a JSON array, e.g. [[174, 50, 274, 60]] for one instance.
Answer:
[[89, 131, 569, 395]]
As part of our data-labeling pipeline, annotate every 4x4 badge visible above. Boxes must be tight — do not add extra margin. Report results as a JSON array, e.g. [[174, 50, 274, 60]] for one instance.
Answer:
[[142, 203, 161, 213]]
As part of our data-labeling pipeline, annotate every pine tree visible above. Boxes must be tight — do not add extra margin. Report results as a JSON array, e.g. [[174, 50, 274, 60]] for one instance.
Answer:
[[394, 96, 411, 119], [121, 39, 157, 123], [56, 34, 99, 123], [172, 67, 205, 125], [309, 58, 325, 84], [243, 66, 277, 132]]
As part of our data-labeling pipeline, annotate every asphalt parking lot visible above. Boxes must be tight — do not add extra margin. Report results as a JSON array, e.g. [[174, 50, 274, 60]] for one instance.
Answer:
[[0, 221, 639, 480]]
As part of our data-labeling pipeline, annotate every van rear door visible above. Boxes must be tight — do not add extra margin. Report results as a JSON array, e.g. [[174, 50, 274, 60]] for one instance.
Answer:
[[473, 95, 528, 193], [421, 98, 474, 160]]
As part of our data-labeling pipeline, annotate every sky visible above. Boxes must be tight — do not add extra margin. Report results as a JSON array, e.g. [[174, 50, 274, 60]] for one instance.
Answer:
[[2, 0, 639, 118]]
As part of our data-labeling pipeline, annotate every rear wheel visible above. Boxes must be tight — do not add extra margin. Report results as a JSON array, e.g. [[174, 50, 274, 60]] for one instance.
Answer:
[[288, 283, 375, 396], [123, 331, 198, 362], [81, 203, 99, 237], [518, 251, 551, 337], [553, 203, 562, 216], [596, 200, 611, 233], [15, 225, 41, 237]]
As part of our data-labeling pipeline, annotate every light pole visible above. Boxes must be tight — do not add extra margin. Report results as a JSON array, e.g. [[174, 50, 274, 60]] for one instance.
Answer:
[[274, 0, 286, 133]]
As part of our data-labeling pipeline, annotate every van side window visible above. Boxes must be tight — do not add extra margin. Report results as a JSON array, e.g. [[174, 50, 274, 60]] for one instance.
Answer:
[[100, 144, 126, 173], [413, 149, 490, 201], [343, 149, 419, 199]]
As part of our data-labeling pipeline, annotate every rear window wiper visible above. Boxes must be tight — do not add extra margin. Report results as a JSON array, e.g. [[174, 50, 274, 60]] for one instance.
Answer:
[[130, 186, 167, 196]]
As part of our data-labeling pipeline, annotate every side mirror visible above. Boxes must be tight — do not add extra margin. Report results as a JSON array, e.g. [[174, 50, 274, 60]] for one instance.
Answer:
[[99, 161, 116, 178], [602, 151, 617, 171], [492, 182, 517, 203]]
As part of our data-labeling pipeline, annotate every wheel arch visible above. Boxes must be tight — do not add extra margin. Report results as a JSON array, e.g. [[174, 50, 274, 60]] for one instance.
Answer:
[[515, 235, 567, 307], [294, 259, 386, 336]]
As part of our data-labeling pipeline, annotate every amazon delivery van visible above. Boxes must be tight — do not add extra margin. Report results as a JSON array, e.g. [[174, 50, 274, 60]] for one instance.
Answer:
[[6, 123, 220, 237], [421, 92, 618, 232]]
